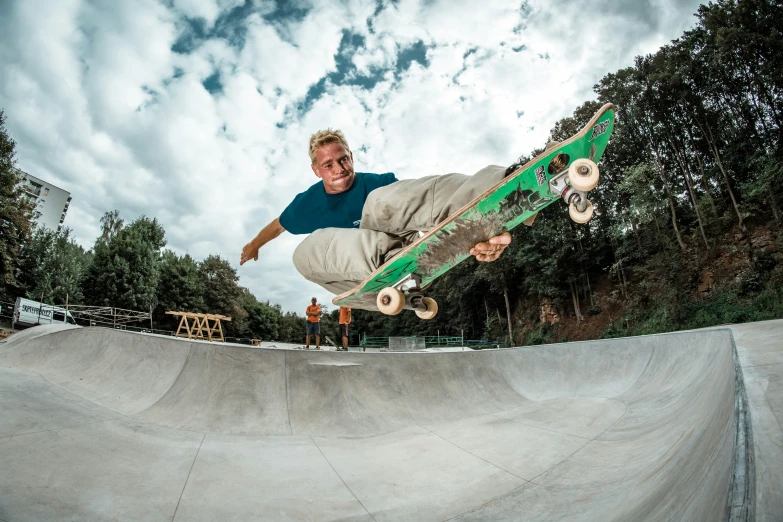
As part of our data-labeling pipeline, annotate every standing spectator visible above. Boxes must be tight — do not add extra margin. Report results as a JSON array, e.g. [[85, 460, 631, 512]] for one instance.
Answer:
[[305, 297, 321, 350], [338, 307, 351, 351]]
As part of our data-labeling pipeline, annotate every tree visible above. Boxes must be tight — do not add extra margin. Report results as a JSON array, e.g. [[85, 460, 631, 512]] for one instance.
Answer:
[[82, 215, 166, 310], [278, 311, 307, 343], [199, 254, 246, 334], [474, 242, 517, 342], [153, 250, 205, 328], [17, 227, 88, 305], [99, 210, 124, 243], [237, 289, 280, 341], [0, 110, 35, 299]]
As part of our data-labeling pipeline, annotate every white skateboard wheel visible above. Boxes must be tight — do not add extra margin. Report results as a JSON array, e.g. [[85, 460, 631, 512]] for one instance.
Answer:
[[569, 200, 594, 224], [568, 158, 600, 192]]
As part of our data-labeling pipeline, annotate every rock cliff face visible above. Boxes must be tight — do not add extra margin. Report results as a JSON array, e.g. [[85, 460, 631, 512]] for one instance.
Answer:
[[540, 297, 560, 324], [749, 228, 775, 252], [698, 270, 715, 295]]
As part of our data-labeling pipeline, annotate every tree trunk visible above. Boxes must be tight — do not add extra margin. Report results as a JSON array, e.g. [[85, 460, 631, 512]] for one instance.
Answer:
[[631, 222, 642, 250], [503, 283, 513, 345], [585, 272, 595, 307], [767, 182, 781, 222], [681, 119, 717, 213], [619, 257, 628, 298], [693, 153, 717, 214], [611, 242, 628, 300], [570, 281, 584, 323], [670, 138, 710, 249], [650, 138, 686, 250], [697, 119, 745, 231], [652, 214, 664, 248], [495, 308, 504, 342]]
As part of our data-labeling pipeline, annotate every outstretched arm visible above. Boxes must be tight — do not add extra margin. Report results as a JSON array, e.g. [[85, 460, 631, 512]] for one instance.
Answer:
[[240, 218, 285, 265]]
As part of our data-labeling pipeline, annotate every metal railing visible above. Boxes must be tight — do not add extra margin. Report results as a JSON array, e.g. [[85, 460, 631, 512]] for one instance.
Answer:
[[1, 298, 508, 350], [359, 334, 505, 350], [424, 335, 464, 347], [359, 335, 389, 348], [24, 184, 42, 197]]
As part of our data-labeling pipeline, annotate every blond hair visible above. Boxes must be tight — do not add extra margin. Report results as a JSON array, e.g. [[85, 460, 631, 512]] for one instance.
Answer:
[[309, 128, 350, 165]]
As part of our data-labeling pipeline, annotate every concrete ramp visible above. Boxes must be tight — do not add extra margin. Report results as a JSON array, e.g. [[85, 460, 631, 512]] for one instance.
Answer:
[[0, 325, 751, 521]]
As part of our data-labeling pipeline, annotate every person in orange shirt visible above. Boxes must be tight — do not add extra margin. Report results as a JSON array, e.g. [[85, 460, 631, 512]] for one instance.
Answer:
[[305, 297, 321, 350], [338, 306, 351, 351]]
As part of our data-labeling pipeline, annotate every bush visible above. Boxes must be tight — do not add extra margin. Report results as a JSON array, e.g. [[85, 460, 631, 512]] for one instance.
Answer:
[[586, 305, 602, 316], [602, 286, 783, 338], [524, 324, 554, 346], [739, 272, 763, 295], [755, 251, 777, 272]]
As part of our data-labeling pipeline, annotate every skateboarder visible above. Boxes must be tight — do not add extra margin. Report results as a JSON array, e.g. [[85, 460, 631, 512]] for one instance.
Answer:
[[305, 297, 321, 350], [338, 306, 351, 351], [240, 129, 511, 294]]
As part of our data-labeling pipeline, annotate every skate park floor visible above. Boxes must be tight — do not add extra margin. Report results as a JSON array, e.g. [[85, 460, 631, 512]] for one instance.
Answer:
[[1, 319, 779, 521]]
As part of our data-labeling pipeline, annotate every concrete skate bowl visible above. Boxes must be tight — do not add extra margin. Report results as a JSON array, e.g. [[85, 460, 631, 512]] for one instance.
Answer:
[[0, 326, 750, 521]]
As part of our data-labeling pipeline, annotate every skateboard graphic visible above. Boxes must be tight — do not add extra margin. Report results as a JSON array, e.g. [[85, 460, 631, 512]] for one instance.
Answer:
[[333, 103, 615, 319]]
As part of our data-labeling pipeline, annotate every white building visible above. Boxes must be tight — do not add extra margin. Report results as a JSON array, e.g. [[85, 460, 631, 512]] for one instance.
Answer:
[[17, 169, 72, 231]]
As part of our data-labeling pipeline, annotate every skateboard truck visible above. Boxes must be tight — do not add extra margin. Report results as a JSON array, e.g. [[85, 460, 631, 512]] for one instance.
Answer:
[[376, 274, 439, 320], [561, 186, 588, 210], [548, 158, 598, 224]]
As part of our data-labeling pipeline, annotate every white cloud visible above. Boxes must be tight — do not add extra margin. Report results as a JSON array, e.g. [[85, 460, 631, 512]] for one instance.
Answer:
[[0, 0, 705, 313], [172, 0, 222, 28]]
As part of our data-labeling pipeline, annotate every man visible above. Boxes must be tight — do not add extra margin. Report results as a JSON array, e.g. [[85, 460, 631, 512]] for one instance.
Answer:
[[305, 297, 321, 350], [338, 306, 351, 351], [240, 129, 512, 295]]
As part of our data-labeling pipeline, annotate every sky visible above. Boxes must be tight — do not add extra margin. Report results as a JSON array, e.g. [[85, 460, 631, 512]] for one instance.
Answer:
[[0, 0, 705, 313]]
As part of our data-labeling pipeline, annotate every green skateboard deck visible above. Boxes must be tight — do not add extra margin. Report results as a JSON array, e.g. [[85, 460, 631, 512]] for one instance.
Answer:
[[333, 103, 615, 317]]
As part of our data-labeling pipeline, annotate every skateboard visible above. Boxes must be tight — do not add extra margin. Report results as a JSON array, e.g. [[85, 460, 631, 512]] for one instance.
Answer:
[[333, 103, 615, 319]]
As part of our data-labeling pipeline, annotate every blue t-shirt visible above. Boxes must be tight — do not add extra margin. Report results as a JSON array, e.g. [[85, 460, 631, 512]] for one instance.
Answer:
[[280, 172, 398, 235]]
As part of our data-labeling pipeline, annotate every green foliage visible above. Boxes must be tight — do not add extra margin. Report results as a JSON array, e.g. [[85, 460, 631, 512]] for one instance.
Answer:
[[236, 289, 280, 341], [602, 306, 677, 339], [617, 162, 667, 232], [0, 110, 35, 299], [17, 227, 88, 305], [153, 250, 205, 328], [604, 286, 783, 339], [523, 324, 554, 346], [82, 215, 166, 310], [199, 254, 247, 335], [278, 311, 307, 343], [99, 209, 124, 243], [738, 152, 783, 219], [199, 255, 241, 315]]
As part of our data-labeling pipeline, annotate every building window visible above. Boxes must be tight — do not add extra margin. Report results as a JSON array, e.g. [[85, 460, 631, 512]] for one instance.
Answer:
[[44, 188, 49, 196]]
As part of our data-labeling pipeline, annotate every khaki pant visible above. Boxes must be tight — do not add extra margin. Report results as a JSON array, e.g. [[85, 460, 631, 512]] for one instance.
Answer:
[[293, 165, 506, 294]]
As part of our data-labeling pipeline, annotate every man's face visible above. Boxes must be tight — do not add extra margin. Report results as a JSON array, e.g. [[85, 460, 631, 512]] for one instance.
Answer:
[[311, 299, 317, 305], [312, 142, 356, 194]]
